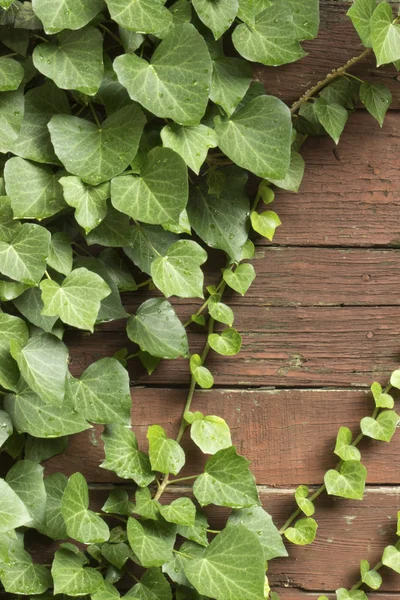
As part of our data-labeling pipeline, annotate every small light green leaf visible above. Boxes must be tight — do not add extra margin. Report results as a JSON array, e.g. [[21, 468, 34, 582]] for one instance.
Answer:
[[0, 89, 24, 154], [0, 312, 28, 392], [127, 298, 189, 360], [62, 473, 110, 544], [101, 425, 154, 487], [284, 517, 318, 545], [295, 485, 315, 517], [32, 0, 104, 34], [127, 517, 176, 568], [371, 2, 400, 66], [48, 232, 73, 276], [151, 240, 207, 299], [360, 82, 392, 127], [269, 151, 305, 192], [334, 427, 361, 462], [223, 264, 255, 295], [67, 357, 131, 425], [52, 547, 104, 596], [43, 473, 68, 539], [208, 295, 234, 326], [105, 0, 172, 33], [0, 57, 23, 91], [336, 589, 368, 600], [190, 414, 231, 454], [390, 369, 400, 389], [6, 459, 46, 530], [102, 488, 134, 517], [114, 24, 212, 126], [147, 424, 185, 475], [13, 287, 58, 333], [190, 355, 214, 389], [314, 98, 348, 144], [25, 435, 68, 463], [382, 545, 400, 573], [208, 328, 242, 356], [0, 478, 31, 532], [10, 332, 68, 406], [347, 0, 376, 47], [177, 510, 209, 547], [0, 410, 12, 447], [184, 524, 265, 600], [33, 27, 104, 95], [371, 381, 394, 408], [49, 104, 146, 186], [40, 267, 111, 332], [160, 498, 196, 526], [124, 223, 178, 274], [4, 158, 65, 220], [251, 210, 281, 241], [133, 487, 161, 520], [60, 176, 110, 234], [194, 446, 260, 508], [360, 410, 399, 442], [324, 460, 367, 500], [210, 56, 252, 117], [228, 506, 288, 560], [192, 0, 238, 39], [360, 559, 382, 590], [161, 123, 217, 174]]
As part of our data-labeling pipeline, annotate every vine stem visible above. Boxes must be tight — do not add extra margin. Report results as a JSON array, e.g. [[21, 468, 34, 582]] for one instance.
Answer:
[[350, 539, 400, 592]]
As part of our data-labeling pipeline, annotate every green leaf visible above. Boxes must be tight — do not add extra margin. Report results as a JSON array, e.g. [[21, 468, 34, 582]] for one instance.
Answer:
[[96, 248, 137, 292], [49, 104, 146, 186], [0, 89, 24, 154], [177, 510, 209, 547], [283, 517, 318, 545], [0, 280, 29, 302], [111, 148, 188, 225], [319, 77, 359, 110], [101, 542, 133, 570], [25, 435, 68, 463], [52, 547, 104, 596], [67, 357, 131, 425], [127, 298, 189, 359], [0, 547, 52, 595], [237, 0, 272, 26], [360, 82, 392, 127], [33, 27, 104, 95], [371, 381, 394, 408], [147, 424, 185, 475], [192, 0, 238, 39], [48, 232, 73, 276], [194, 446, 260, 508], [138, 351, 161, 376], [360, 559, 382, 590], [151, 240, 207, 299], [12, 81, 71, 164], [390, 369, 400, 389], [0, 196, 20, 242], [0, 312, 28, 392], [133, 487, 161, 520], [86, 204, 131, 247], [0, 478, 31, 532], [5, 158, 65, 220], [269, 151, 305, 192], [223, 264, 256, 296], [251, 210, 281, 241], [228, 506, 288, 560], [210, 56, 252, 117], [128, 567, 172, 600], [214, 95, 292, 179], [371, 2, 400, 66], [208, 328, 242, 356], [184, 524, 265, 600], [32, 0, 104, 34], [324, 460, 367, 500], [62, 473, 110, 544], [15, 3, 42, 29], [114, 23, 212, 126], [161, 124, 217, 174], [233, 1, 306, 66], [360, 410, 399, 442], [10, 332, 68, 406], [127, 517, 176, 568], [40, 267, 111, 332], [335, 589, 368, 600], [295, 485, 315, 517], [160, 498, 196, 526], [102, 488, 134, 517], [285, 0, 320, 41], [314, 98, 348, 144], [0, 57, 23, 91], [347, 0, 376, 47], [382, 545, 400, 573], [190, 413, 231, 454], [124, 223, 178, 274], [208, 295, 234, 326], [190, 355, 214, 389], [43, 473, 67, 539], [0, 409, 12, 447], [92, 581, 121, 600], [6, 459, 46, 530], [105, 0, 172, 33], [101, 424, 154, 487], [334, 427, 361, 462], [60, 176, 110, 234], [13, 286, 58, 333]]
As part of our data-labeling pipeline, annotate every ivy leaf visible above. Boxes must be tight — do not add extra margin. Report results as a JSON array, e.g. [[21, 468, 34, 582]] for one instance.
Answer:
[[40, 267, 111, 332], [67, 357, 131, 425], [360, 410, 399, 442], [283, 517, 318, 545], [192, 0, 238, 40], [0, 196, 20, 242], [10, 332, 68, 406], [6, 460, 46, 530], [251, 210, 281, 241], [48, 232, 73, 276], [147, 424, 185, 475], [161, 124, 217, 174], [223, 264, 256, 296], [228, 506, 288, 560], [210, 56, 252, 117], [33, 27, 104, 95], [111, 147, 188, 225], [60, 176, 110, 234], [25, 435, 68, 463], [319, 77, 359, 110], [62, 473, 110, 544], [232, 2, 306, 66], [0, 410, 12, 447], [390, 369, 400, 389], [215, 96, 292, 179], [190, 413, 231, 454], [127, 517, 176, 568], [127, 298, 189, 360], [49, 105, 146, 186], [101, 543, 133, 570], [324, 460, 367, 500], [194, 446, 260, 508], [0, 57, 23, 91], [237, 0, 272, 26], [314, 98, 348, 144], [1, 547, 52, 595], [5, 158, 65, 220], [190, 355, 214, 389], [124, 224, 179, 275], [382, 545, 400, 573], [31, 0, 104, 34], [86, 204, 131, 248], [52, 548, 104, 596], [151, 240, 207, 299], [102, 488, 134, 517], [208, 328, 242, 356], [92, 581, 120, 600], [208, 295, 234, 326], [371, 2, 400, 66], [0, 280, 29, 302], [113, 24, 212, 126], [334, 427, 361, 462], [285, 0, 320, 41], [360, 82, 392, 127], [335, 590, 367, 600], [0, 478, 31, 532], [347, 0, 376, 47], [101, 425, 154, 487], [269, 151, 305, 192], [133, 487, 161, 520], [360, 559, 382, 590], [96, 248, 137, 292], [295, 485, 315, 517], [13, 287, 58, 333], [371, 381, 394, 409], [0, 89, 24, 154], [0, 312, 28, 392], [177, 510, 209, 547], [42, 473, 68, 539], [184, 524, 265, 600], [160, 498, 196, 526], [105, 0, 172, 34]]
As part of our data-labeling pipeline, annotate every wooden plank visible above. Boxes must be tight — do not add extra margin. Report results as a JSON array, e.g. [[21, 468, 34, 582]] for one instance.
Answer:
[[44, 388, 400, 486], [66, 306, 400, 387], [257, 1, 400, 108]]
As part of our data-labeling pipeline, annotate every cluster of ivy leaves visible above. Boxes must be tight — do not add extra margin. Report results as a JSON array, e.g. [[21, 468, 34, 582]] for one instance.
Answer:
[[0, 0, 400, 598]]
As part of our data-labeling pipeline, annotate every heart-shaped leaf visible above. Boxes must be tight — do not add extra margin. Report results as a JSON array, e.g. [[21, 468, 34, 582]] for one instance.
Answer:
[[147, 424, 185, 475], [101, 424, 154, 486], [161, 123, 217, 174], [334, 427, 361, 462], [347, 0, 375, 47], [251, 210, 281, 241], [295, 485, 315, 517], [228, 506, 288, 561], [105, 0, 172, 33], [371, 2, 400, 66], [360, 82, 392, 127], [284, 517, 318, 545], [0, 57, 24, 91], [314, 98, 348, 145], [160, 498, 196, 527], [371, 381, 394, 408], [0, 90, 24, 154], [59, 177, 110, 234], [382, 545, 400, 573], [127, 517, 176, 568], [210, 55, 252, 117], [192, 0, 238, 40], [222, 264, 255, 295], [360, 559, 382, 590], [208, 328, 242, 356], [32, 0, 105, 34], [360, 410, 399, 442], [52, 548, 103, 596], [0, 313, 28, 392], [190, 413, 231, 454], [324, 460, 367, 500], [190, 355, 215, 390]]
